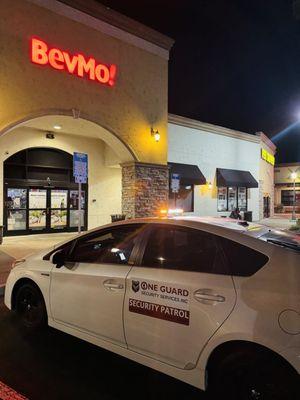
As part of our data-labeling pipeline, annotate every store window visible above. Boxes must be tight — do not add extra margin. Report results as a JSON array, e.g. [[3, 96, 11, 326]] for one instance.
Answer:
[[228, 187, 237, 211], [238, 187, 247, 211], [281, 190, 300, 206], [169, 185, 194, 212], [218, 187, 247, 211]]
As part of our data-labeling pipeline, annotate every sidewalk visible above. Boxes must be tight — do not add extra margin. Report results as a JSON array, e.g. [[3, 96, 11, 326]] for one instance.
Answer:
[[259, 214, 299, 231], [0, 232, 77, 288]]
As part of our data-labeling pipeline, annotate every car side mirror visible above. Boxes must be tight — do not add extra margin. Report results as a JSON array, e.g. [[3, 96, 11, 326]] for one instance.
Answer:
[[52, 249, 66, 268]]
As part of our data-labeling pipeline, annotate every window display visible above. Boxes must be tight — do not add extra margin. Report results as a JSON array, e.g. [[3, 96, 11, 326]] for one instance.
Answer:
[[169, 185, 194, 212], [51, 210, 67, 229], [7, 188, 27, 209], [217, 187, 227, 211], [29, 189, 47, 209], [51, 190, 68, 209], [228, 187, 237, 211], [70, 190, 85, 209], [238, 187, 247, 210], [29, 210, 46, 229], [7, 210, 27, 231]]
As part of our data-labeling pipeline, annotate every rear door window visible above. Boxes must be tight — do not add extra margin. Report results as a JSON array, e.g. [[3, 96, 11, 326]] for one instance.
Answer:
[[141, 224, 229, 274], [219, 237, 269, 276]]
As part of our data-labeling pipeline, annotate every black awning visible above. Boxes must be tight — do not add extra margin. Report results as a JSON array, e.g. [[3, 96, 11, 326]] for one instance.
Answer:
[[168, 162, 206, 185], [217, 168, 258, 188]]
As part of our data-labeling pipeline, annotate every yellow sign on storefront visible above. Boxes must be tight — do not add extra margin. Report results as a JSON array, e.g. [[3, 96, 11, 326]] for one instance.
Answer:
[[261, 148, 275, 166]]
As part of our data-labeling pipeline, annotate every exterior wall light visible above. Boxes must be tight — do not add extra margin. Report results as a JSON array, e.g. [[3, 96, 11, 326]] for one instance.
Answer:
[[208, 181, 212, 189], [151, 127, 160, 142]]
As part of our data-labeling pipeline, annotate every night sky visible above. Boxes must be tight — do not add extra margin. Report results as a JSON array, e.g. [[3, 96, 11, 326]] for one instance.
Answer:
[[99, 0, 300, 163]]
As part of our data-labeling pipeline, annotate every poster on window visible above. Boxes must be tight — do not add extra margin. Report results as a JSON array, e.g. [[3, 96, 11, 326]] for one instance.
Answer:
[[228, 187, 237, 211], [29, 189, 47, 209], [51, 210, 67, 229], [217, 187, 227, 211], [51, 190, 68, 209], [238, 187, 247, 210], [7, 210, 27, 231], [70, 190, 85, 209], [29, 210, 46, 229], [7, 188, 27, 209]]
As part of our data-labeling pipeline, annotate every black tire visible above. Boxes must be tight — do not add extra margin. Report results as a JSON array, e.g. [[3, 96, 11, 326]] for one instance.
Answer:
[[208, 350, 299, 400], [15, 283, 47, 331]]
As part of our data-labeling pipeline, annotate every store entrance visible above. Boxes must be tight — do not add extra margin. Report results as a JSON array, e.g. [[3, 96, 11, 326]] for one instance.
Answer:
[[263, 196, 270, 218], [3, 148, 87, 236], [5, 187, 86, 235]]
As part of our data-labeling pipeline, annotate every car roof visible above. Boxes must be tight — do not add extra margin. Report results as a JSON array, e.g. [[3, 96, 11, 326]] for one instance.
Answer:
[[109, 215, 271, 239]]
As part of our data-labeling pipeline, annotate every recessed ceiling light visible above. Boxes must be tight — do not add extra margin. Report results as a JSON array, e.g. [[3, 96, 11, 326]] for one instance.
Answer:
[[53, 124, 62, 130]]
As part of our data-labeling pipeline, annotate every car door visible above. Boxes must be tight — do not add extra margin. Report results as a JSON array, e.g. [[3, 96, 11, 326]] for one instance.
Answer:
[[124, 223, 237, 369], [50, 223, 145, 347]]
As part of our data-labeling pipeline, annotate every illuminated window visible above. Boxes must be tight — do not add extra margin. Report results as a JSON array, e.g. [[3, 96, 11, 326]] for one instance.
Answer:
[[169, 184, 194, 212], [218, 187, 247, 211]]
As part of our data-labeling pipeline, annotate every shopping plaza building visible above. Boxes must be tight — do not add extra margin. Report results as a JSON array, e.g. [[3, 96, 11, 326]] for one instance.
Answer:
[[0, 0, 276, 236]]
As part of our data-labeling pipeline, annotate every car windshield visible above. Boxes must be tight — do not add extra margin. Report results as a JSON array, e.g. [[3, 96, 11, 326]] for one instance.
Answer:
[[260, 230, 300, 253]]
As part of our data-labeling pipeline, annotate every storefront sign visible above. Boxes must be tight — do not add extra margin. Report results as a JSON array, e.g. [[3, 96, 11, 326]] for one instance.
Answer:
[[30, 37, 117, 87], [261, 149, 275, 166]]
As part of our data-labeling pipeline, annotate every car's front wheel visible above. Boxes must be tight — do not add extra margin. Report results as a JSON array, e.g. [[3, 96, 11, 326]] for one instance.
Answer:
[[209, 350, 299, 400], [15, 283, 47, 331]]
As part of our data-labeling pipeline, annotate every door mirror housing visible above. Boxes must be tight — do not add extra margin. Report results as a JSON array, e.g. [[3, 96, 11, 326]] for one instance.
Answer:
[[52, 249, 66, 268]]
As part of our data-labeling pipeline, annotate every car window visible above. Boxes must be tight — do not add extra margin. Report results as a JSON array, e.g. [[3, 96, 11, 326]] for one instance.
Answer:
[[141, 225, 229, 274], [69, 224, 145, 265], [219, 237, 269, 276]]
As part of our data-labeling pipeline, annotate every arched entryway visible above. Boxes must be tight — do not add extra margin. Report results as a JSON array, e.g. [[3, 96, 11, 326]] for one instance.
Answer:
[[0, 113, 136, 235], [3, 147, 88, 235]]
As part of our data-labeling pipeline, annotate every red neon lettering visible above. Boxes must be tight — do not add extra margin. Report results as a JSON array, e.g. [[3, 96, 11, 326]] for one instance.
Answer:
[[30, 37, 117, 87], [48, 48, 64, 70], [95, 64, 110, 84], [31, 38, 48, 65], [63, 52, 78, 74], [108, 64, 117, 86], [77, 55, 96, 80]]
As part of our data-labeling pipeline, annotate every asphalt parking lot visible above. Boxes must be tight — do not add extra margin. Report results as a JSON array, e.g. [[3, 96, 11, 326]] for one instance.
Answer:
[[0, 296, 206, 400]]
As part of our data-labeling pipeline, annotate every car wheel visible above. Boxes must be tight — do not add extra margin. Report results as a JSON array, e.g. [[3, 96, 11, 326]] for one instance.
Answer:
[[209, 351, 299, 400], [15, 283, 47, 331]]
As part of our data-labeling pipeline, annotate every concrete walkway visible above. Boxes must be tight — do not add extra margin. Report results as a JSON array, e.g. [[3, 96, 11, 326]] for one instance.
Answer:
[[259, 215, 299, 231]]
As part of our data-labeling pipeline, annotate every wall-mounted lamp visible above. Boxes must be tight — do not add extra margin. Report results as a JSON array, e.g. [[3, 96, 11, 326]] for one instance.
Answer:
[[151, 127, 160, 142], [208, 181, 212, 189]]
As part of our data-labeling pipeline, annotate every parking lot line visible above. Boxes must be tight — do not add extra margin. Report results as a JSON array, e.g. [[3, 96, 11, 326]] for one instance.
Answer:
[[0, 381, 27, 400]]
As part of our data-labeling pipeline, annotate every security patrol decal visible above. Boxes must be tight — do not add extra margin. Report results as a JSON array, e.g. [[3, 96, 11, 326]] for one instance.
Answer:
[[130, 280, 190, 325]]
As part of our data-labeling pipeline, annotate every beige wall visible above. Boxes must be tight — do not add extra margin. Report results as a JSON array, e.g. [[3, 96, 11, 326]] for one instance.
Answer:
[[0, 127, 122, 227], [0, 0, 168, 164], [274, 164, 300, 208], [259, 140, 275, 218]]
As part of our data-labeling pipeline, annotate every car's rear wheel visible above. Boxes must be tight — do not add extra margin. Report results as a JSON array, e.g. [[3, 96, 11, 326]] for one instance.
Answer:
[[15, 283, 47, 331], [208, 351, 299, 400]]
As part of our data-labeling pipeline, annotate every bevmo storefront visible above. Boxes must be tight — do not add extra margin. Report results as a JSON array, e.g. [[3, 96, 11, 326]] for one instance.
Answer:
[[0, 0, 174, 236]]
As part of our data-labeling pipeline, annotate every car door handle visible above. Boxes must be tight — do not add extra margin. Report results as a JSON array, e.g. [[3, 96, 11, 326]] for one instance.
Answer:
[[103, 280, 124, 291], [194, 289, 225, 304]]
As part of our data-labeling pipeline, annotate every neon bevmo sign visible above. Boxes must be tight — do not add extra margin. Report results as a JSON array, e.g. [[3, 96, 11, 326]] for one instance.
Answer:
[[30, 37, 117, 87]]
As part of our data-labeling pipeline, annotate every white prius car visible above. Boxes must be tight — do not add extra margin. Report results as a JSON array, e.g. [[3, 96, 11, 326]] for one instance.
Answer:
[[4, 217, 300, 399]]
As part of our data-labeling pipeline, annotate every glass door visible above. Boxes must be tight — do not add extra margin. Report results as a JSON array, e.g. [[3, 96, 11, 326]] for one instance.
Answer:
[[50, 189, 68, 231], [5, 186, 87, 235], [6, 188, 27, 232], [28, 188, 47, 232]]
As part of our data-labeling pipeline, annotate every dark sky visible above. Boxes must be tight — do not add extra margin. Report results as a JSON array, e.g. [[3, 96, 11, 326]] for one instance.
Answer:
[[99, 0, 300, 163]]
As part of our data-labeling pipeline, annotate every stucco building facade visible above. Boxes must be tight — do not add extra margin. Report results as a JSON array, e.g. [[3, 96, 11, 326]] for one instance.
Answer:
[[0, 0, 173, 235]]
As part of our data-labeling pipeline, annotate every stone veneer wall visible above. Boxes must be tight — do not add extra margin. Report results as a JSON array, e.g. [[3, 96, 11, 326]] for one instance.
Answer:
[[122, 162, 169, 219]]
